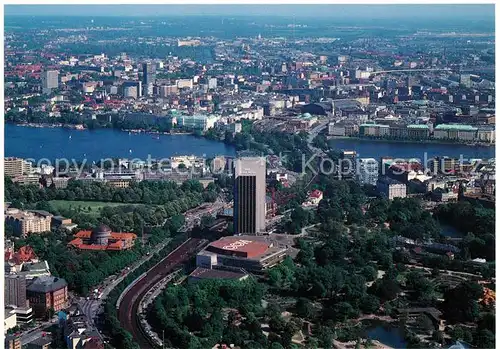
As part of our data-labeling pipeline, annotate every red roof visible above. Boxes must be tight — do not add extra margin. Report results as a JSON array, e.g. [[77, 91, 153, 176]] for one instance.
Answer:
[[309, 190, 323, 199], [11, 246, 38, 264], [74, 231, 136, 240], [69, 230, 136, 251], [208, 237, 269, 258]]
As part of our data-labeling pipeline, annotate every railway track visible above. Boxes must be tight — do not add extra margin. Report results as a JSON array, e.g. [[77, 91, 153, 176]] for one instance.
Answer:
[[117, 238, 206, 349]]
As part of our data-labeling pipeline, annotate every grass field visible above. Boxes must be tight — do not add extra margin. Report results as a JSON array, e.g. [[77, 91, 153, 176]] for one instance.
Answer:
[[49, 200, 141, 216]]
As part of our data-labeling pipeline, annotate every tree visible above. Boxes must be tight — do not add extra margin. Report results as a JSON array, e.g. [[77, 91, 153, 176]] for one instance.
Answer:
[[316, 326, 334, 349], [361, 265, 377, 282], [473, 329, 495, 349], [360, 294, 380, 314], [369, 276, 401, 301], [442, 281, 483, 323], [270, 342, 285, 349], [416, 314, 434, 333], [296, 298, 315, 319]]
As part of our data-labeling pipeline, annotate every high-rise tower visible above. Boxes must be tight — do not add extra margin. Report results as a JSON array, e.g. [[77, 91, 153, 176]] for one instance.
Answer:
[[233, 157, 266, 235]]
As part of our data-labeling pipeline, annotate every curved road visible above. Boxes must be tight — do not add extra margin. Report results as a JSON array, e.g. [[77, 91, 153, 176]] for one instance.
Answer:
[[117, 238, 206, 349]]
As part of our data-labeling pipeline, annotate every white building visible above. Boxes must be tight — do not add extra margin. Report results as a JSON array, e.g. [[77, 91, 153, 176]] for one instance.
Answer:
[[4, 309, 17, 333], [178, 115, 220, 131], [433, 124, 478, 141], [208, 78, 217, 89], [377, 177, 407, 200], [477, 127, 495, 143], [177, 79, 194, 89], [357, 158, 379, 186], [123, 86, 138, 99]]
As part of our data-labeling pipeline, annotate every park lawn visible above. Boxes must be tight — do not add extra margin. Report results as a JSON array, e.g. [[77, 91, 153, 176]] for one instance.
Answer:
[[49, 200, 143, 216]]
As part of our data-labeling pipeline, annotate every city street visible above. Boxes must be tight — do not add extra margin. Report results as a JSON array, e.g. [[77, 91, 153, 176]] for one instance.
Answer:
[[19, 318, 57, 345]]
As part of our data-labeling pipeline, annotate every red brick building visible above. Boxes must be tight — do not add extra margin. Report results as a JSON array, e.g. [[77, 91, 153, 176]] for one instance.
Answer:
[[26, 276, 68, 318]]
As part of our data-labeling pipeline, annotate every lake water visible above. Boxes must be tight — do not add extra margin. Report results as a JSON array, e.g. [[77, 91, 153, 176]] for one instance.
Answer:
[[4, 124, 236, 162], [329, 138, 495, 161], [5, 124, 495, 166]]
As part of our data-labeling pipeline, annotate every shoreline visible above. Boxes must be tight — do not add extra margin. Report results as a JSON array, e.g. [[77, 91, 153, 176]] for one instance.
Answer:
[[11, 122, 194, 136], [327, 136, 495, 147]]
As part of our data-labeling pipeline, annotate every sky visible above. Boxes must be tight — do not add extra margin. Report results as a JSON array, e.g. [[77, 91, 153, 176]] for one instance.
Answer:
[[4, 4, 495, 20]]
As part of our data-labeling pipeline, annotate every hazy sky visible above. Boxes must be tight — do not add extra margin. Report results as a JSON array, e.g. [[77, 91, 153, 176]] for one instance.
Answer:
[[4, 4, 495, 20]]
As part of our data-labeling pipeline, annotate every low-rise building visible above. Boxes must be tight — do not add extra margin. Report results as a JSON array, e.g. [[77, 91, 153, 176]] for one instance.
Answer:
[[477, 127, 495, 143], [359, 123, 390, 137], [11, 175, 41, 186], [307, 190, 323, 205], [377, 176, 407, 200], [68, 225, 137, 251], [406, 124, 430, 139], [51, 216, 78, 231], [4, 334, 21, 349], [26, 276, 68, 318], [26, 336, 52, 349], [196, 235, 288, 274], [4, 308, 17, 333], [49, 177, 71, 189], [64, 312, 104, 349], [433, 124, 478, 141], [177, 114, 220, 131], [431, 189, 458, 202], [5, 305, 34, 324]]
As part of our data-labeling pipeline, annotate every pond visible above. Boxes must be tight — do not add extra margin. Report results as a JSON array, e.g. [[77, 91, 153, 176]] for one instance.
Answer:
[[365, 323, 408, 348], [440, 223, 464, 239]]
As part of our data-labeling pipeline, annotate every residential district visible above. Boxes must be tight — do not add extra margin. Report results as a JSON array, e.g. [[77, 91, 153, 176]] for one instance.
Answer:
[[3, 10, 496, 349]]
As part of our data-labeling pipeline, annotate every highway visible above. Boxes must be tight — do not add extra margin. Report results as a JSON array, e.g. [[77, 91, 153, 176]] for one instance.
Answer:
[[117, 238, 207, 349], [76, 238, 173, 327]]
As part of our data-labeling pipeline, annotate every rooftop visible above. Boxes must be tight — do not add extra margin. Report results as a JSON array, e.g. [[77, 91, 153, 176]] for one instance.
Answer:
[[360, 123, 390, 128], [189, 267, 248, 280], [27, 275, 67, 294], [434, 124, 478, 131], [407, 124, 430, 129], [207, 236, 271, 259]]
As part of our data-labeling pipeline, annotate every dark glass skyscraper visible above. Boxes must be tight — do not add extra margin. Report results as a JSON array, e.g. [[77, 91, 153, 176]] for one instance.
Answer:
[[234, 157, 266, 235]]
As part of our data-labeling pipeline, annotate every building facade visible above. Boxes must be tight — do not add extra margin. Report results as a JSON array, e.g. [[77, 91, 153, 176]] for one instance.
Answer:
[[41, 70, 59, 93], [26, 276, 68, 318], [406, 124, 430, 139], [142, 62, 156, 96], [5, 274, 27, 308], [5, 209, 53, 237], [5, 157, 32, 178], [357, 158, 379, 186], [234, 157, 266, 235], [433, 124, 478, 141], [377, 177, 407, 200]]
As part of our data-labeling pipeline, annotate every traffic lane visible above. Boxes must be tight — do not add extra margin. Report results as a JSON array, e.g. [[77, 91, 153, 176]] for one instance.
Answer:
[[118, 239, 203, 349]]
